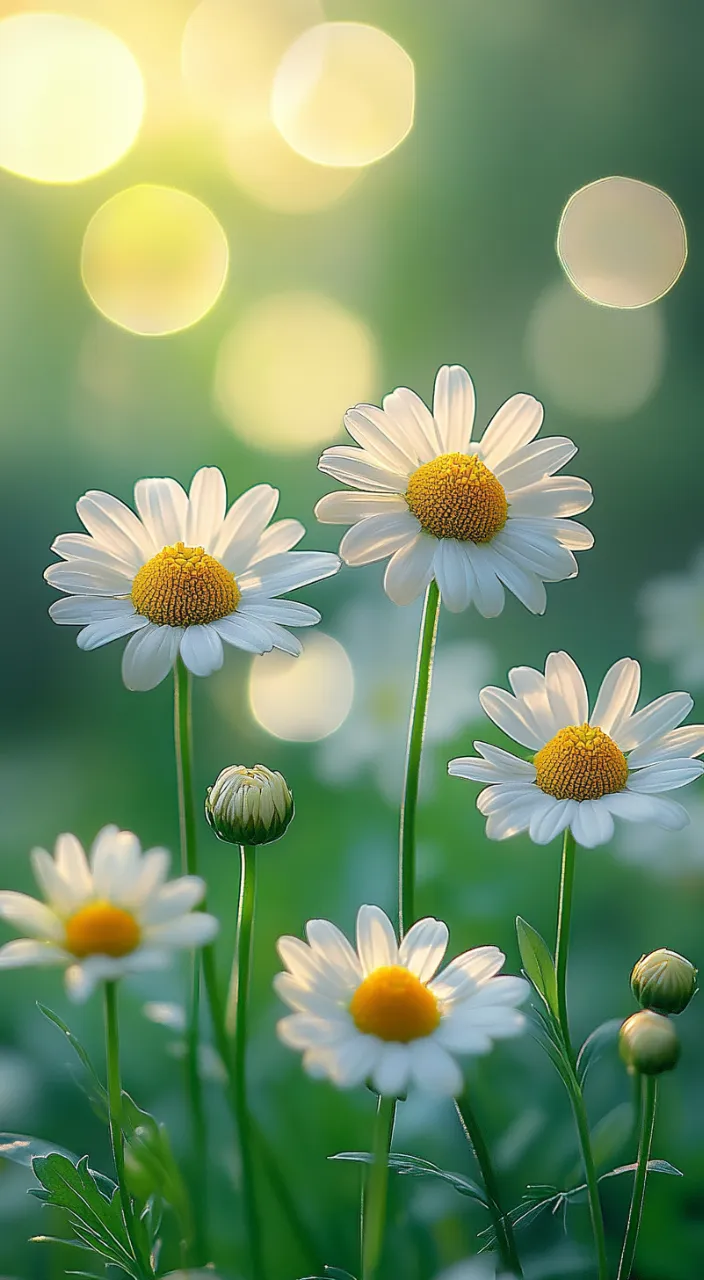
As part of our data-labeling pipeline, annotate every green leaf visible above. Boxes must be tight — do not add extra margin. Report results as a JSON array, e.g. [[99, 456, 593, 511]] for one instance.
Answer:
[[30, 1153, 136, 1275], [121, 1091, 191, 1232], [516, 917, 559, 1019], [37, 1004, 108, 1119], [330, 1151, 488, 1206], [576, 1019, 623, 1086], [0, 1133, 78, 1167], [601, 1159, 683, 1180]]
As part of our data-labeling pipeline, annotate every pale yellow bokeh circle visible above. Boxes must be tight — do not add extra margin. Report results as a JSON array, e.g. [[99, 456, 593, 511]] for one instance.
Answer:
[[271, 22, 415, 167], [223, 119, 360, 213], [525, 280, 666, 418], [81, 185, 229, 337], [214, 291, 377, 453], [557, 176, 687, 309], [0, 13, 144, 184], [249, 633, 354, 742]]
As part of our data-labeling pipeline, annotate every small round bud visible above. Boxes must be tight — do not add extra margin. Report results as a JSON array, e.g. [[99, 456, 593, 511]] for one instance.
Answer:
[[205, 764, 294, 847], [630, 948, 697, 1015], [619, 1010, 681, 1076]]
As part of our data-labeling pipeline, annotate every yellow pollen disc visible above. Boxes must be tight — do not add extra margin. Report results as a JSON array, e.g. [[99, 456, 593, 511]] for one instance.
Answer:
[[534, 722, 629, 801], [405, 451, 508, 543], [65, 901, 141, 958], [131, 541, 240, 627], [349, 965, 440, 1042]]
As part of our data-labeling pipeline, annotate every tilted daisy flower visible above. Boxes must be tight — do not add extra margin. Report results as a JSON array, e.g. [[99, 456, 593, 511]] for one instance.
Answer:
[[0, 826, 218, 1001], [45, 466, 340, 691], [315, 364, 593, 614], [449, 653, 704, 849], [275, 905, 528, 1097]]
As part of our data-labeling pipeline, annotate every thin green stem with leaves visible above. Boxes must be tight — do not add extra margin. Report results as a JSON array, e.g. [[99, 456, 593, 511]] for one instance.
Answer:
[[173, 657, 208, 1264], [555, 828, 577, 1063], [455, 1092, 523, 1277], [563, 1064, 609, 1280], [399, 578, 440, 936], [617, 1075, 658, 1280], [225, 843, 264, 1277], [103, 982, 153, 1280], [361, 1096, 396, 1280]]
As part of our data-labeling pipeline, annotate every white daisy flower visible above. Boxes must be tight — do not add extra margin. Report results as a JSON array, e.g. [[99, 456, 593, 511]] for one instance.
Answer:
[[639, 547, 704, 688], [0, 826, 218, 1002], [315, 364, 593, 615], [275, 904, 529, 1098], [45, 466, 340, 691], [449, 652, 704, 850]]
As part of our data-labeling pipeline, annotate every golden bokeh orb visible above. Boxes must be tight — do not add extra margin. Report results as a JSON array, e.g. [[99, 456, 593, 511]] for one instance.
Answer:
[[81, 185, 229, 337], [214, 291, 377, 453], [0, 13, 144, 184], [249, 633, 354, 742], [557, 176, 687, 309], [271, 22, 415, 167]]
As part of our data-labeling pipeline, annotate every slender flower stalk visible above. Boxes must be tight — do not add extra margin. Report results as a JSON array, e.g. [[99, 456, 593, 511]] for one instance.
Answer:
[[226, 844, 263, 1276], [361, 1096, 396, 1280], [399, 579, 440, 935], [173, 658, 208, 1264], [617, 1076, 658, 1280], [555, 828, 577, 1062], [455, 1092, 523, 1277], [563, 1065, 609, 1280], [103, 982, 153, 1280]]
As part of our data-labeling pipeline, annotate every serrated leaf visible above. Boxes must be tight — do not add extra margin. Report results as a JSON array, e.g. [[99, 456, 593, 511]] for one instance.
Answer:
[[330, 1151, 488, 1206], [516, 917, 559, 1019], [0, 1133, 78, 1167], [576, 1019, 623, 1086], [37, 1004, 108, 1119], [30, 1153, 135, 1273]]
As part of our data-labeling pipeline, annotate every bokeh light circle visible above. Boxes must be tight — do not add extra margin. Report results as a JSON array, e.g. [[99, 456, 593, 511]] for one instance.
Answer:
[[271, 22, 415, 167], [526, 281, 666, 418], [249, 633, 354, 742], [223, 120, 360, 212], [81, 185, 229, 337], [557, 176, 687, 308], [0, 13, 144, 184], [214, 291, 377, 452]]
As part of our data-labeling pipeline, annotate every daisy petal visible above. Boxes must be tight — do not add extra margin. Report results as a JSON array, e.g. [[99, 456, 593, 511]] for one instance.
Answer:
[[545, 651, 588, 727], [448, 753, 536, 785], [249, 518, 304, 563], [409, 1038, 464, 1095], [627, 760, 703, 793], [490, 548, 547, 615], [399, 918, 449, 982], [529, 798, 575, 844], [305, 919, 362, 987], [147, 913, 219, 948], [122, 625, 182, 692], [432, 365, 475, 454], [49, 596, 138, 626], [179, 625, 224, 678], [479, 686, 545, 750], [617, 692, 693, 751], [356, 905, 398, 974], [601, 791, 689, 829], [571, 800, 614, 848], [0, 892, 64, 941], [590, 658, 641, 737], [211, 484, 279, 574], [77, 614, 148, 651], [340, 512, 419, 566], [479, 393, 544, 470], [318, 446, 408, 493], [627, 725, 704, 769], [76, 490, 155, 564], [0, 939, 67, 968], [507, 476, 594, 519], [463, 545, 505, 617], [141, 876, 206, 924], [382, 386, 443, 461], [434, 540, 473, 613], [315, 491, 408, 525], [344, 406, 418, 475], [134, 477, 188, 549], [186, 467, 227, 550], [54, 834, 92, 898], [239, 551, 340, 598], [383, 533, 436, 606], [372, 1044, 412, 1098], [211, 613, 275, 654], [495, 438, 577, 489]]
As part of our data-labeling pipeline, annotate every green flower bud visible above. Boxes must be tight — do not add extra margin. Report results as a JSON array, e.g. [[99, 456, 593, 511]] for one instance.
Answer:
[[205, 764, 294, 847], [619, 1009, 681, 1076], [630, 948, 697, 1015]]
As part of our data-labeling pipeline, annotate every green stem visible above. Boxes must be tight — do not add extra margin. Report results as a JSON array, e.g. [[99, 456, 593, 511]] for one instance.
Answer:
[[617, 1075, 658, 1280], [455, 1092, 523, 1277], [173, 658, 208, 1265], [226, 844, 264, 1276], [564, 1067, 609, 1280], [555, 828, 577, 1063], [103, 983, 152, 1279], [361, 1096, 396, 1280], [399, 579, 440, 936]]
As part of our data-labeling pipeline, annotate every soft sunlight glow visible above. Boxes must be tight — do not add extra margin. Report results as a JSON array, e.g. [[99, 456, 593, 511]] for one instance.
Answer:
[[525, 280, 666, 418], [557, 176, 687, 308], [249, 633, 354, 742], [271, 22, 415, 167], [81, 185, 229, 337], [223, 119, 360, 212], [0, 13, 144, 184], [214, 291, 377, 452]]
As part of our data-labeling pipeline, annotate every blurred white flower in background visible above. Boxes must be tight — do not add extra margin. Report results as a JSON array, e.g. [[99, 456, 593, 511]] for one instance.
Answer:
[[315, 596, 493, 801], [616, 794, 704, 878], [435, 1259, 512, 1280], [640, 549, 704, 688]]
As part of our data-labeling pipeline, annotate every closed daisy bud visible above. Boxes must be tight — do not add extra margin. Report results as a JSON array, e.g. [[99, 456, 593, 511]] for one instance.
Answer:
[[205, 765, 294, 847], [619, 1010, 681, 1076], [631, 948, 697, 1016]]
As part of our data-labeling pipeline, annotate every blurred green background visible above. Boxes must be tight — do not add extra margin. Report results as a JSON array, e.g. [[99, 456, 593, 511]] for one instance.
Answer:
[[0, 0, 703, 1277]]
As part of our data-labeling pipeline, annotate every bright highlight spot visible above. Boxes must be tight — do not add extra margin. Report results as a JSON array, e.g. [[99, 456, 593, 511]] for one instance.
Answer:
[[0, 13, 144, 184], [271, 22, 415, 167], [525, 281, 665, 419], [81, 185, 229, 336], [249, 633, 354, 742], [214, 291, 377, 453], [557, 176, 687, 309], [223, 119, 360, 213]]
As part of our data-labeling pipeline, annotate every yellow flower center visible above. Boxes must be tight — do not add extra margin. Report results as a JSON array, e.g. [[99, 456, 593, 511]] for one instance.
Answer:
[[349, 965, 440, 1042], [131, 541, 240, 627], [534, 723, 629, 801], [406, 452, 508, 543], [65, 901, 141, 958]]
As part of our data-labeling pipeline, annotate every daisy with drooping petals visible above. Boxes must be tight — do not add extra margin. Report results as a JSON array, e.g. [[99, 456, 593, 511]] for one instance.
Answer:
[[45, 466, 340, 691], [315, 365, 593, 614], [275, 905, 528, 1097], [449, 652, 704, 849], [0, 826, 218, 1001]]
